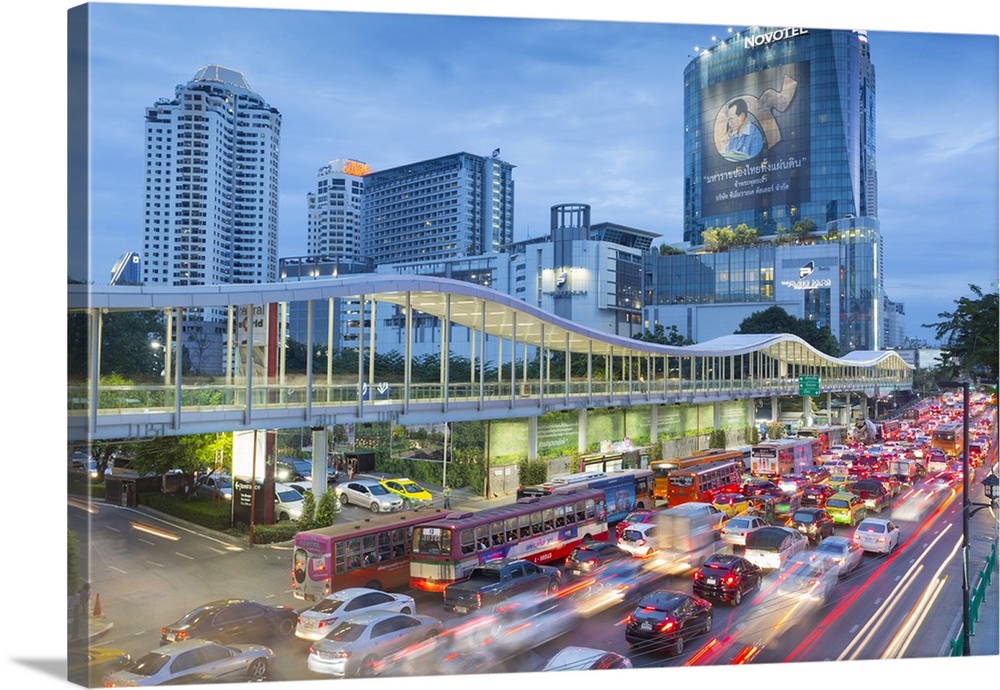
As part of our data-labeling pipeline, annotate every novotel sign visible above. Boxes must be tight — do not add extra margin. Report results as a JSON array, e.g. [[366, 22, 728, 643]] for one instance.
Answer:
[[745, 27, 809, 49]]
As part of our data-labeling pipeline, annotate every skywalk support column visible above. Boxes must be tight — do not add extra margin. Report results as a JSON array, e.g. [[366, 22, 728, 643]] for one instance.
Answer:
[[713, 402, 721, 439], [311, 426, 327, 501], [650, 405, 659, 445], [528, 416, 539, 461], [578, 408, 588, 453], [803, 395, 813, 428]]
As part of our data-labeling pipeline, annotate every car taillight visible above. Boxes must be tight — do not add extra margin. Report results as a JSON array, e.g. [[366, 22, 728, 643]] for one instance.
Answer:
[[585, 559, 597, 565], [637, 538, 646, 546], [693, 571, 703, 581], [476, 593, 482, 607], [659, 619, 676, 632], [724, 575, 737, 586]]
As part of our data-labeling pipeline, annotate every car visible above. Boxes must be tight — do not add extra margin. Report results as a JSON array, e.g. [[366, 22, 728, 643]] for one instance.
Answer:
[[306, 610, 442, 678], [720, 514, 768, 546], [618, 522, 659, 558], [743, 526, 808, 571], [295, 587, 416, 641], [743, 480, 783, 498], [775, 553, 839, 604], [335, 479, 405, 512], [615, 509, 657, 539], [195, 473, 233, 501], [778, 475, 809, 494], [691, 554, 762, 606], [443, 558, 562, 613], [565, 541, 629, 577], [712, 493, 751, 518], [540, 646, 633, 671], [802, 465, 831, 483], [666, 501, 725, 526], [871, 472, 902, 497], [104, 639, 274, 686], [801, 483, 837, 508], [788, 507, 836, 544], [160, 599, 298, 645], [287, 480, 313, 495], [852, 518, 901, 554], [847, 479, 892, 513], [67, 646, 131, 686], [274, 483, 305, 521], [275, 457, 313, 483], [623, 590, 713, 656], [814, 536, 864, 577], [825, 491, 868, 526], [379, 477, 433, 507]]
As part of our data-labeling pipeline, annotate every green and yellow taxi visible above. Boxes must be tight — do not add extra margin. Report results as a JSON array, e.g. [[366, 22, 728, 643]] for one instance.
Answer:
[[379, 477, 434, 507], [825, 491, 868, 526], [712, 493, 751, 519]]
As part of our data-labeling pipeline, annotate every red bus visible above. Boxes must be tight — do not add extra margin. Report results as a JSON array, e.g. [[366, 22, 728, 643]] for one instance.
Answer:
[[665, 458, 744, 507], [408, 489, 609, 591], [291, 508, 449, 601], [650, 449, 746, 501], [903, 401, 935, 427]]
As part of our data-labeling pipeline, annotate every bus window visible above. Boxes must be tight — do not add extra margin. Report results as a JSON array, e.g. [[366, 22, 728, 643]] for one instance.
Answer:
[[377, 532, 392, 563], [414, 527, 451, 556], [586, 499, 596, 519], [564, 505, 576, 524], [531, 511, 543, 534], [575, 501, 586, 522], [334, 541, 346, 575], [344, 537, 362, 570], [475, 525, 489, 550], [518, 514, 531, 538], [362, 534, 377, 565], [555, 505, 566, 527], [460, 529, 475, 555], [490, 521, 505, 546], [505, 517, 518, 542]]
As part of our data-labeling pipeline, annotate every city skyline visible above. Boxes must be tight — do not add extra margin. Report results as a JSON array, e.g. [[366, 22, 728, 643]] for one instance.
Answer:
[[75, 2, 998, 346]]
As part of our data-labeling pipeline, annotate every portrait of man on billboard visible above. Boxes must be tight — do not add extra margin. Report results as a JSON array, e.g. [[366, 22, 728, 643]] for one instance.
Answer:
[[720, 97, 765, 161]]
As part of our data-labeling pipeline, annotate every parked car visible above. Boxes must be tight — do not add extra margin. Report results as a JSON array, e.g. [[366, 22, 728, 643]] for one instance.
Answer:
[[720, 515, 768, 546], [691, 554, 762, 606], [800, 483, 836, 508], [743, 526, 808, 571], [775, 553, 839, 604], [160, 599, 298, 645], [623, 590, 713, 656], [852, 518, 901, 554], [335, 479, 404, 512], [788, 507, 836, 544], [618, 522, 659, 558], [825, 491, 868, 526], [379, 477, 433, 507], [104, 639, 274, 686], [306, 610, 442, 678], [565, 541, 629, 577], [615, 509, 657, 540], [67, 646, 131, 686], [541, 646, 633, 671], [275, 457, 314, 483], [195, 473, 233, 502], [296, 587, 416, 641], [274, 483, 305, 522], [814, 536, 864, 577]]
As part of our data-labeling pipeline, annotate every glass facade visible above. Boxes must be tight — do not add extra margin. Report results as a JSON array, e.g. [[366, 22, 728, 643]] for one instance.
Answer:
[[682, 28, 875, 245]]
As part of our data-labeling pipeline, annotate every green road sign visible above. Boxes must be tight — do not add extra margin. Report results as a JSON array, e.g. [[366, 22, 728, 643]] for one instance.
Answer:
[[799, 374, 820, 396]]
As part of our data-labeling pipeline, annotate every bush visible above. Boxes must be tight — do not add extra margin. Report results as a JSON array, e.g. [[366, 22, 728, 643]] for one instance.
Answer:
[[517, 458, 547, 486], [709, 428, 728, 449], [744, 425, 761, 445], [315, 490, 340, 527], [298, 490, 317, 531], [144, 492, 233, 531], [251, 522, 298, 544]]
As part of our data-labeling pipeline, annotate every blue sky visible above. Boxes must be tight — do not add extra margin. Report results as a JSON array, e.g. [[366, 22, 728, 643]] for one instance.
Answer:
[[71, 1, 998, 346]]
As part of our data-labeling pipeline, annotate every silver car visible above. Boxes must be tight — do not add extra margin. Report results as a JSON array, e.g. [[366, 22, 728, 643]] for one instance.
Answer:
[[335, 479, 404, 512], [306, 610, 442, 678], [104, 639, 274, 686], [296, 587, 416, 641]]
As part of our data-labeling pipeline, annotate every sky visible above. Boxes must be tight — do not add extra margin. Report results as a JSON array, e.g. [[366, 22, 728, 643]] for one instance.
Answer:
[[70, 0, 998, 346], [4, 2, 1000, 690]]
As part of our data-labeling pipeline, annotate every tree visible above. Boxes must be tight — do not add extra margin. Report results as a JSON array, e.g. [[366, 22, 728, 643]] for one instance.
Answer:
[[68, 308, 166, 381], [314, 489, 340, 527], [736, 306, 841, 357], [923, 284, 999, 383], [633, 323, 693, 346], [658, 243, 684, 255], [297, 490, 317, 531]]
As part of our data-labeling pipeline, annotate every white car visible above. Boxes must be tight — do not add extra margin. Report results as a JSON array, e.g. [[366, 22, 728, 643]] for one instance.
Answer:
[[296, 587, 416, 641], [541, 645, 633, 671], [306, 610, 441, 678], [814, 536, 864, 577], [852, 518, 901, 554], [775, 553, 839, 604], [617, 522, 658, 558], [721, 515, 768, 546], [335, 479, 404, 512], [274, 483, 305, 522], [743, 526, 808, 571], [104, 639, 274, 686]]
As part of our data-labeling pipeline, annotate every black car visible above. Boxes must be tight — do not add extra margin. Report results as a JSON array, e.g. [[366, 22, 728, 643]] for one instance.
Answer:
[[800, 483, 836, 508], [789, 507, 836, 544], [565, 541, 628, 577], [624, 590, 713, 656], [160, 599, 298, 646], [691, 554, 762, 607]]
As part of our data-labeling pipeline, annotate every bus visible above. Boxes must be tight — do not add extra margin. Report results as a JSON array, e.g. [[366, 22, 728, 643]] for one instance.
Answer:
[[408, 489, 609, 591], [650, 449, 746, 501], [903, 401, 935, 427], [876, 419, 902, 442], [750, 439, 814, 478], [291, 508, 450, 601], [665, 458, 744, 507], [931, 422, 964, 459], [796, 425, 847, 453], [515, 468, 654, 522]]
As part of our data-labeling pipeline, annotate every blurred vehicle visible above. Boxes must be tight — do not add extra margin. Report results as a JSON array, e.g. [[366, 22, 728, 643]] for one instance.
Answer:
[[565, 541, 628, 577], [295, 587, 416, 641], [720, 515, 768, 546], [274, 483, 305, 521], [562, 557, 652, 616], [160, 599, 298, 645], [871, 472, 902, 497], [711, 493, 750, 518], [287, 480, 313, 495], [70, 452, 100, 479], [618, 522, 659, 558], [691, 553, 762, 606], [853, 518, 901, 554], [379, 477, 433, 507], [67, 646, 130, 686], [801, 483, 837, 508], [775, 553, 839, 603], [789, 507, 836, 544], [623, 590, 713, 656], [773, 491, 803, 523], [743, 480, 783, 498], [847, 479, 891, 514], [443, 558, 561, 614], [801, 466, 831, 483], [743, 526, 808, 571], [825, 491, 868, 526], [194, 473, 232, 501], [104, 639, 273, 686], [306, 610, 442, 678], [336, 479, 404, 512], [647, 504, 723, 574], [814, 536, 864, 577], [276, 457, 313, 483], [778, 475, 809, 495], [541, 646, 633, 671], [615, 509, 657, 540]]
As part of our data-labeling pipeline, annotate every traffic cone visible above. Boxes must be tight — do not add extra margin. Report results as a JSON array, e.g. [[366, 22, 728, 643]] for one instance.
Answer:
[[92, 593, 102, 617]]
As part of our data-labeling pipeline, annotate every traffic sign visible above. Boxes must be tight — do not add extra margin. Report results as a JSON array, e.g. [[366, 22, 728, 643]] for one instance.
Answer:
[[799, 374, 820, 396]]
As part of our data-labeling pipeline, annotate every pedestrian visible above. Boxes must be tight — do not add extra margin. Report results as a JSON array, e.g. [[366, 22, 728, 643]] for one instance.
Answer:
[[443, 484, 452, 509]]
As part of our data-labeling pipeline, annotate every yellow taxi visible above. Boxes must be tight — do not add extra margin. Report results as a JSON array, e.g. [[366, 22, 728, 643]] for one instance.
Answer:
[[68, 646, 131, 686], [379, 477, 434, 507], [825, 491, 868, 526], [711, 493, 751, 518]]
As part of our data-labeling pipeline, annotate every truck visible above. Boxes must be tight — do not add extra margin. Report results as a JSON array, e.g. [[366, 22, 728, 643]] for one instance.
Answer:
[[650, 503, 724, 575], [889, 457, 923, 485], [750, 439, 815, 478], [441, 558, 561, 614]]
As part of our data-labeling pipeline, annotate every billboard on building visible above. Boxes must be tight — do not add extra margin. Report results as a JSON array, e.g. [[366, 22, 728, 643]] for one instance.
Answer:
[[699, 60, 811, 219]]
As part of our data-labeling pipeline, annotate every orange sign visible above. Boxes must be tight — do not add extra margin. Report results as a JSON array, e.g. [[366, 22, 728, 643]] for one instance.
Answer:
[[343, 160, 371, 176]]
